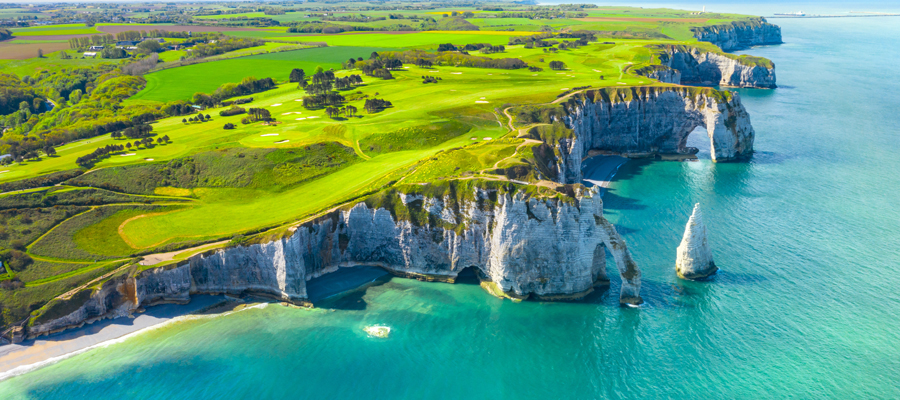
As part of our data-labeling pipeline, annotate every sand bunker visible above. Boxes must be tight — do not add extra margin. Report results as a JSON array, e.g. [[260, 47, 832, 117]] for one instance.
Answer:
[[274, 140, 289, 144], [261, 134, 279, 137], [294, 99, 303, 102], [451, 72, 462, 75], [121, 153, 136, 156], [307, 116, 320, 119], [0, 170, 8, 174], [483, 137, 492, 140], [282, 112, 302, 115], [561, 88, 570, 90], [475, 101, 489, 104], [270, 103, 283, 107], [144, 158, 154, 161], [295, 117, 306, 121]]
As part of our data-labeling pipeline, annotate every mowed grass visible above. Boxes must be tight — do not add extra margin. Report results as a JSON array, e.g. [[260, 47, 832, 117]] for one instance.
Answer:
[[10, 23, 101, 36], [131, 46, 390, 102]]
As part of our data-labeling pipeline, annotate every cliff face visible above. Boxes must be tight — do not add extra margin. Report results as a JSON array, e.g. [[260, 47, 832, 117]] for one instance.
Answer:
[[691, 18, 782, 51], [26, 182, 643, 338], [644, 46, 776, 88], [550, 87, 755, 183]]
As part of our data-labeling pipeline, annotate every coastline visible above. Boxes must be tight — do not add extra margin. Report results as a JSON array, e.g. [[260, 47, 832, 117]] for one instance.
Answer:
[[0, 294, 228, 381], [581, 155, 629, 194], [0, 265, 394, 381]]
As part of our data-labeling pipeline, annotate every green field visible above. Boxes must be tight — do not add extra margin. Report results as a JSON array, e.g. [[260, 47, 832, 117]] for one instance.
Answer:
[[280, 31, 540, 47], [132, 46, 391, 102]]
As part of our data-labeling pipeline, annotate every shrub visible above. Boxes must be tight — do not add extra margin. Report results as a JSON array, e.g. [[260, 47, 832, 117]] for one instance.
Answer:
[[224, 123, 236, 129], [219, 106, 245, 117]]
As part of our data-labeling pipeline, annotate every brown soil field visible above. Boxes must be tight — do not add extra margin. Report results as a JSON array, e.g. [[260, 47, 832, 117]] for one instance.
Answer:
[[574, 17, 709, 23], [97, 25, 271, 34], [0, 41, 72, 60], [6, 34, 93, 41]]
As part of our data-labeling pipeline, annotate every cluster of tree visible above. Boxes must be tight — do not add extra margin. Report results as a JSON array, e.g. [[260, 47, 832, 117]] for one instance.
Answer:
[[0, 28, 12, 41], [437, 43, 506, 54], [508, 33, 555, 45], [301, 92, 345, 109], [414, 58, 433, 68], [67, 34, 116, 49], [263, 8, 286, 15], [183, 114, 212, 123], [357, 56, 403, 75], [121, 53, 160, 76], [528, 66, 544, 72], [0, 69, 197, 160], [289, 68, 306, 83], [321, 14, 386, 22], [0, 74, 42, 116], [0, 248, 32, 273], [76, 144, 126, 168], [288, 22, 376, 34], [367, 50, 527, 70], [247, 108, 272, 122], [494, 11, 588, 19], [224, 123, 236, 129], [549, 61, 567, 70], [110, 123, 153, 139], [191, 77, 276, 108], [219, 106, 246, 117], [364, 98, 392, 114], [113, 30, 197, 41], [101, 47, 128, 59], [422, 75, 441, 84], [188, 37, 264, 58], [325, 105, 357, 119]]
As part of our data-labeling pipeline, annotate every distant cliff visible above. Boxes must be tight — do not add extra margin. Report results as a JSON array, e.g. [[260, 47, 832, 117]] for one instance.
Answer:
[[691, 18, 782, 51], [634, 45, 776, 88], [26, 180, 643, 338]]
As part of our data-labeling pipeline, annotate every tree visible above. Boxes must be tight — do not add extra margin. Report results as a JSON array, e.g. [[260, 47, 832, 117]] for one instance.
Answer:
[[137, 39, 162, 53], [549, 60, 567, 70], [37, 48, 43, 58], [162, 135, 170, 143], [126, 142, 132, 149], [182, 118, 187, 123], [69, 89, 82, 105], [314, 65, 324, 74], [343, 105, 357, 117], [289, 68, 306, 83]]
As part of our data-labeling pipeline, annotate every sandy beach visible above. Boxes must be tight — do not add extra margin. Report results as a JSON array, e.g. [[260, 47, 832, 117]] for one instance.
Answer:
[[0, 295, 227, 380], [581, 155, 629, 191]]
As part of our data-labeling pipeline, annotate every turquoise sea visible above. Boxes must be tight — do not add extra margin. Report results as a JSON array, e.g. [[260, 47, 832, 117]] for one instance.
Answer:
[[3, 11, 900, 400]]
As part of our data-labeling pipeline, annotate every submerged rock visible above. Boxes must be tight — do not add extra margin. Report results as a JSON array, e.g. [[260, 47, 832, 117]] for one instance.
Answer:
[[365, 325, 391, 338], [675, 204, 718, 280]]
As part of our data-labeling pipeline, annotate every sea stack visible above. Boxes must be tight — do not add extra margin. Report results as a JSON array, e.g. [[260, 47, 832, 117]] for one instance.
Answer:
[[675, 203, 718, 280]]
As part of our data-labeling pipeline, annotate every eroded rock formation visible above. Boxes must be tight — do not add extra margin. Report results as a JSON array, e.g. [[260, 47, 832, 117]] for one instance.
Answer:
[[675, 203, 718, 280], [691, 18, 783, 51], [541, 87, 755, 183], [26, 181, 643, 338]]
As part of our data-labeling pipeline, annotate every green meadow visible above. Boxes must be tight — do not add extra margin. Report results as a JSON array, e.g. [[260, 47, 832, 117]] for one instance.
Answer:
[[132, 46, 390, 102]]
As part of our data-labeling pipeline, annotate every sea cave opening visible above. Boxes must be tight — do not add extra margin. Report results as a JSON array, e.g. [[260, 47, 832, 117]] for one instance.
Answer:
[[684, 126, 712, 160]]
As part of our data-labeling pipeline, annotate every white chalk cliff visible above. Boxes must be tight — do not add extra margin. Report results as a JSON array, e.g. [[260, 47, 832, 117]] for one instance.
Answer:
[[691, 18, 783, 51], [26, 181, 643, 338], [637, 45, 776, 88], [675, 203, 718, 280], [545, 87, 755, 184]]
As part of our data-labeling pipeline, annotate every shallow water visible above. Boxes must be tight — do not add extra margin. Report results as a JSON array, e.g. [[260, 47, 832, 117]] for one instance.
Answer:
[[3, 14, 900, 400]]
